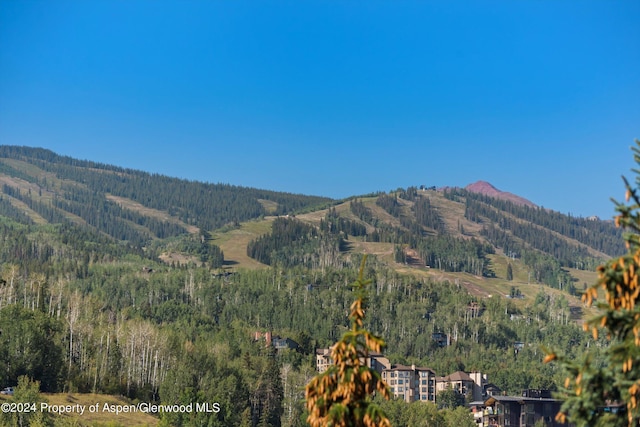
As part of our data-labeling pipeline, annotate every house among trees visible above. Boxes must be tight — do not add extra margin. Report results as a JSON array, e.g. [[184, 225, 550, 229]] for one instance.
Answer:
[[432, 332, 449, 347], [467, 301, 483, 317], [253, 331, 299, 352], [272, 336, 298, 351]]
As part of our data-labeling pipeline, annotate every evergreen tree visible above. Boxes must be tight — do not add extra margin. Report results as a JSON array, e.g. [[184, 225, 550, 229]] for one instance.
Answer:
[[305, 257, 391, 427], [546, 140, 640, 426], [0, 305, 65, 392], [253, 349, 284, 427]]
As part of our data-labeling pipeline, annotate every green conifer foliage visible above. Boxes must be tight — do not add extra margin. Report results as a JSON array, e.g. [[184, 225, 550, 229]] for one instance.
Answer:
[[545, 140, 640, 427], [305, 256, 391, 427]]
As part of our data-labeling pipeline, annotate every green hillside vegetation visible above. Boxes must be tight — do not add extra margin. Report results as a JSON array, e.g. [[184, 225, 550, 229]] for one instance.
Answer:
[[0, 146, 622, 426], [0, 145, 333, 241], [0, 390, 160, 426]]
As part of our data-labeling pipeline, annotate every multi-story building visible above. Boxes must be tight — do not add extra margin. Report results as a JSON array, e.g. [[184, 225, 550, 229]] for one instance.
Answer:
[[436, 370, 487, 402], [315, 348, 333, 373], [315, 348, 390, 374], [367, 352, 391, 373], [314, 346, 573, 425], [381, 364, 438, 403], [316, 348, 488, 404], [481, 390, 571, 427], [416, 367, 438, 403]]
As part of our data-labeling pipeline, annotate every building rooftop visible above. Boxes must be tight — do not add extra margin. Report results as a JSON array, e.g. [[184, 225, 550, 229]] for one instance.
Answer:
[[441, 371, 473, 382], [385, 363, 436, 373], [485, 395, 562, 405]]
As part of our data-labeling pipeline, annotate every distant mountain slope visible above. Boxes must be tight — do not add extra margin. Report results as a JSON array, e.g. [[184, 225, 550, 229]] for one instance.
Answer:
[[0, 145, 333, 246], [252, 184, 623, 297], [465, 180, 536, 207], [0, 145, 624, 293]]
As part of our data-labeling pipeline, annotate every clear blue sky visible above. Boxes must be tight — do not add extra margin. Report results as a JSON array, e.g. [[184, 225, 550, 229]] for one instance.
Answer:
[[1, 1, 638, 219]]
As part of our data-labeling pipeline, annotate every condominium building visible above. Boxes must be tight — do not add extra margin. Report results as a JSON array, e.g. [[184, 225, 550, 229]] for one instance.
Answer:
[[381, 364, 438, 403], [480, 391, 571, 427], [315, 348, 486, 404], [315, 348, 333, 373], [315, 348, 390, 374], [436, 370, 487, 402]]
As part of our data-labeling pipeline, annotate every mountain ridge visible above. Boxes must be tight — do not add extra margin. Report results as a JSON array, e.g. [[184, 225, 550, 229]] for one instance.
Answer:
[[0, 145, 623, 285], [465, 180, 536, 208]]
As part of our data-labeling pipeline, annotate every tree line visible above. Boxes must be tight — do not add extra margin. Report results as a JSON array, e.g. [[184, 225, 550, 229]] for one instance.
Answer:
[[449, 187, 624, 257]]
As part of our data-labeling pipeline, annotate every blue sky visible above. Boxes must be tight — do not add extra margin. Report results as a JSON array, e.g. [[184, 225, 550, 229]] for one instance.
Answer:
[[1, 1, 638, 219]]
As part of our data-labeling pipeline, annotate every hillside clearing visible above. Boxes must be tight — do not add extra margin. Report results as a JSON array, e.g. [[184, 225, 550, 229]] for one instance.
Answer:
[[106, 194, 199, 234], [211, 218, 273, 269]]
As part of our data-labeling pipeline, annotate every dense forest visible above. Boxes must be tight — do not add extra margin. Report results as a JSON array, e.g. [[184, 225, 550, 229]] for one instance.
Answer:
[[0, 226, 598, 426], [0, 146, 622, 426], [0, 145, 333, 237]]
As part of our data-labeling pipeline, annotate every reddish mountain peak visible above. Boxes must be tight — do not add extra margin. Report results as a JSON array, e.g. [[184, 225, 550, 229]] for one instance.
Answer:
[[466, 180, 500, 196], [465, 180, 536, 208]]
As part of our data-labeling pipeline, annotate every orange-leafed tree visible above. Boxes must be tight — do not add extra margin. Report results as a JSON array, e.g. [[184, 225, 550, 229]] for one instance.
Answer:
[[305, 256, 391, 427]]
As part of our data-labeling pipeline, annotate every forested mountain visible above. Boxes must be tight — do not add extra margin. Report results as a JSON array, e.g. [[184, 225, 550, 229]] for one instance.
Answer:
[[247, 185, 622, 295], [0, 146, 625, 426], [0, 145, 332, 242]]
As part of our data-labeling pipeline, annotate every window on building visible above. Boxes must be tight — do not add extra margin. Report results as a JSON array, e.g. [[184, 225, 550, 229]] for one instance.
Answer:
[[543, 403, 553, 416], [525, 414, 535, 425]]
